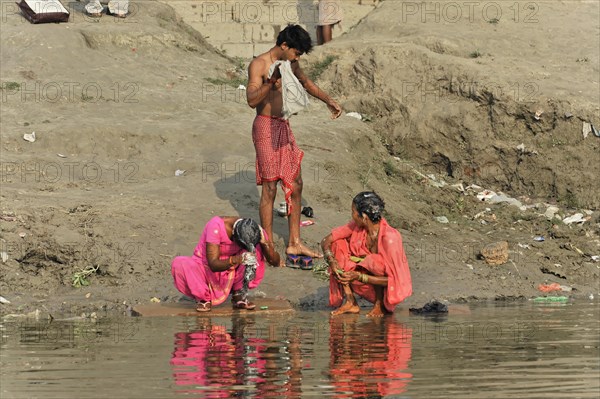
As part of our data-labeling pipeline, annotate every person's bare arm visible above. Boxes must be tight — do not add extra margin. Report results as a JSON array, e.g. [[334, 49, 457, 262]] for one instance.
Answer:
[[259, 228, 281, 266], [293, 62, 342, 118], [337, 270, 389, 286], [322, 233, 388, 286], [322, 233, 343, 278], [247, 58, 276, 109], [206, 243, 242, 272]]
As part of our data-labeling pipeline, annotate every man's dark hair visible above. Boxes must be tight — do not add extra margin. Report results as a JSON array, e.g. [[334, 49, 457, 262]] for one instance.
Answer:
[[276, 24, 313, 55], [353, 192, 385, 223]]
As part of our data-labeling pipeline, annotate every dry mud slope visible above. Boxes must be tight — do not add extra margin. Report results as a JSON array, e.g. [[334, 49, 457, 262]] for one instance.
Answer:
[[0, 0, 599, 315]]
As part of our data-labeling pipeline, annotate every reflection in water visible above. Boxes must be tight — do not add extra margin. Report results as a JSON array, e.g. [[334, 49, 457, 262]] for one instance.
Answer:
[[170, 315, 303, 398], [329, 316, 413, 398], [170, 314, 412, 398], [1, 302, 597, 398]]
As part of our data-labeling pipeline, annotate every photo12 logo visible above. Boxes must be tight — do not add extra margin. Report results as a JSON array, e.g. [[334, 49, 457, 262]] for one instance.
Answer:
[[0, 161, 139, 184], [1, 81, 139, 103], [198, 1, 320, 24], [400, 1, 540, 24], [400, 80, 540, 105], [1, 1, 141, 23]]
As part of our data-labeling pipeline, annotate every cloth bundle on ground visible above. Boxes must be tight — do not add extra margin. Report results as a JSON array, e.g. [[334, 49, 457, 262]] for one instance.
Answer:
[[409, 300, 448, 314], [17, 0, 69, 24], [268, 61, 309, 120]]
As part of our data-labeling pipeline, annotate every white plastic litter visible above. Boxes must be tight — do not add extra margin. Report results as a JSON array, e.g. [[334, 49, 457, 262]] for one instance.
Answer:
[[237, 85, 246, 90], [543, 206, 560, 220], [451, 183, 465, 192], [563, 213, 586, 225], [582, 122, 592, 139], [465, 184, 483, 192], [23, 132, 36, 142], [346, 112, 363, 120], [1, 252, 7, 263], [477, 190, 497, 201], [0, 296, 10, 304], [478, 192, 523, 209], [434, 216, 449, 224], [175, 170, 186, 177]]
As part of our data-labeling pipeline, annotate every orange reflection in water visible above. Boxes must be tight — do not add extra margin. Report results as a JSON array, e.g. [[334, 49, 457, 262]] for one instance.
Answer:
[[329, 315, 413, 398]]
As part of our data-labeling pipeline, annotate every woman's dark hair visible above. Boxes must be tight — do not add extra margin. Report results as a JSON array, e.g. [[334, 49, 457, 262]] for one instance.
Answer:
[[276, 24, 313, 55], [353, 192, 385, 223], [232, 218, 261, 252]]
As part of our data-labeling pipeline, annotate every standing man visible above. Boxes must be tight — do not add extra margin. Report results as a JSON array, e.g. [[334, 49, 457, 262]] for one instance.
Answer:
[[246, 24, 342, 262], [317, 0, 343, 45]]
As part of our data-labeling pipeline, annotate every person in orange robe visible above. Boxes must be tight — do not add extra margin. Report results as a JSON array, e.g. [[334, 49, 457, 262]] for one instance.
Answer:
[[322, 191, 412, 317]]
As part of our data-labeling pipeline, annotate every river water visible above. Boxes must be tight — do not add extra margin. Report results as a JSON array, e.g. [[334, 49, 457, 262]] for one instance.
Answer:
[[1, 300, 598, 398]]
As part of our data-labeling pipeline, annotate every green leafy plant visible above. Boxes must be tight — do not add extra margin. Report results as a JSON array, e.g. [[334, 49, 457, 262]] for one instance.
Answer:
[[72, 265, 99, 288], [0, 81, 20, 90], [308, 55, 338, 81], [469, 49, 482, 58], [312, 259, 330, 281]]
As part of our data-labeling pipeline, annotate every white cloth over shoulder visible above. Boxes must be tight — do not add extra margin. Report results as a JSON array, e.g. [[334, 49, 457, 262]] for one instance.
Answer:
[[268, 61, 310, 120]]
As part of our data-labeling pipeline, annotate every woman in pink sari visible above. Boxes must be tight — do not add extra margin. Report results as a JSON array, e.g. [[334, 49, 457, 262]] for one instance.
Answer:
[[171, 217, 280, 312], [321, 192, 412, 317]]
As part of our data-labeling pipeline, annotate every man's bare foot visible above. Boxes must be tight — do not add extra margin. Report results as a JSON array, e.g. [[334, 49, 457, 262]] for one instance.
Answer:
[[286, 242, 323, 258], [366, 305, 390, 318], [331, 302, 360, 316]]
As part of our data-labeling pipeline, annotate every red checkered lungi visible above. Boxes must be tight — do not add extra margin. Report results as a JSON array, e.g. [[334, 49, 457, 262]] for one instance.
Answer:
[[252, 115, 304, 214]]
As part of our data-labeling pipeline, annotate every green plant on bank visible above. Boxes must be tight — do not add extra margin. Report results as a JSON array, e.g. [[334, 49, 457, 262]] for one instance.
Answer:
[[561, 191, 579, 209], [233, 56, 246, 71], [0, 81, 20, 90], [383, 160, 399, 177], [72, 265, 99, 288], [488, 18, 499, 24], [308, 55, 338, 81], [452, 196, 466, 214], [312, 259, 330, 281], [469, 49, 482, 58]]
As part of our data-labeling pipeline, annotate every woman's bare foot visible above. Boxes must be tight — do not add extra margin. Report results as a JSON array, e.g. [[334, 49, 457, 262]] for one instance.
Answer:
[[366, 305, 390, 318], [331, 302, 360, 316], [286, 242, 323, 258]]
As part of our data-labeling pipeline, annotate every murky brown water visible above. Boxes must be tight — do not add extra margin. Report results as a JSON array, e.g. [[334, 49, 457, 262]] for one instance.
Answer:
[[1, 300, 598, 398]]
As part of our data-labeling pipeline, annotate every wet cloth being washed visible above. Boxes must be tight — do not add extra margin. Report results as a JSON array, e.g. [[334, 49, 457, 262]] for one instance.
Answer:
[[252, 115, 304, 215]]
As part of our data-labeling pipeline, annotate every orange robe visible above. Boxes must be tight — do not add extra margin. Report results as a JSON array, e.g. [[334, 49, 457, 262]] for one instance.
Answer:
[[329, 218, 412, 312]]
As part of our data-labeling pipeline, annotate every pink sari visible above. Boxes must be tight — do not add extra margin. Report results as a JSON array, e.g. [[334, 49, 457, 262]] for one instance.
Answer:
[[329, 218, 412, 312], [171, 216, 266, 305]]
